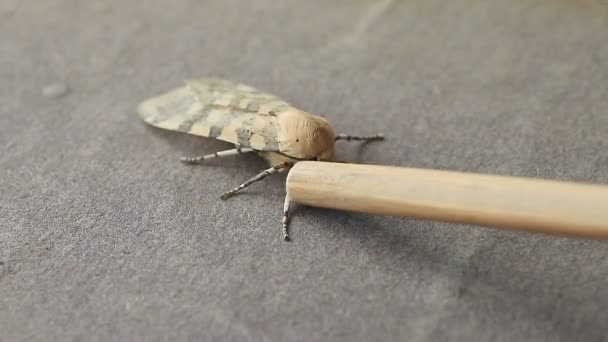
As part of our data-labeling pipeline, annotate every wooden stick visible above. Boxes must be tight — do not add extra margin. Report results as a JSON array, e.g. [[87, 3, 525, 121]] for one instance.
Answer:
[[285, 161, 608, 239]]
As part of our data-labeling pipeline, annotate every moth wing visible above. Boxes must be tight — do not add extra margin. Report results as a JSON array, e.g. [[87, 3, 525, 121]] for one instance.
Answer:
[[137, 78, 292, 151], [186, 77, 293, 114]]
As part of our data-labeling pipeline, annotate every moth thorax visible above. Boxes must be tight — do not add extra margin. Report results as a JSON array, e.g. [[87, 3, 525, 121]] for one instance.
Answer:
[[278, 110, 336, 160], [305, 117, 335, 161]]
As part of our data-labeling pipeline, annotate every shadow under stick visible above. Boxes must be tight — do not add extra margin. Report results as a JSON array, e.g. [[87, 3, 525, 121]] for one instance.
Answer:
[[285, 161, 608, 239]]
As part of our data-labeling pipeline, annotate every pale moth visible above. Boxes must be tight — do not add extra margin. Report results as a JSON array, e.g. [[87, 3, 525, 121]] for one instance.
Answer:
[[137, 77, 383, 241]]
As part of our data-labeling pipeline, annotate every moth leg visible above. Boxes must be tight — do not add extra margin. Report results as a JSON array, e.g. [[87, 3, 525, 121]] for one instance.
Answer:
[[180, 147, 255, 164], [282, 194, 291, 241], [335, 133, 384, 142], [220, 162, 291, 200]]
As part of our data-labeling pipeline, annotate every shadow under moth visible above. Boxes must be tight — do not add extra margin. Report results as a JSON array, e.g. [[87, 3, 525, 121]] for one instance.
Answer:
[[137, 77, 383, 241]]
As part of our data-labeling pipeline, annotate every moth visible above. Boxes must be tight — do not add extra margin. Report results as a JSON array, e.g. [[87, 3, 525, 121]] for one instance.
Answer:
[[137, 77, 383, 241]]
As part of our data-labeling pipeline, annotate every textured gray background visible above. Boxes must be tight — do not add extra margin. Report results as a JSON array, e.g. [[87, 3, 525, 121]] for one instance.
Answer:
[[2, 0, 608, 341]]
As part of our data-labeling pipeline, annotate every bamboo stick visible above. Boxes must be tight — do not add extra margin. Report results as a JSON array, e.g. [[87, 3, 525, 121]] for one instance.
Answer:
[[285, 161, 608, 239]]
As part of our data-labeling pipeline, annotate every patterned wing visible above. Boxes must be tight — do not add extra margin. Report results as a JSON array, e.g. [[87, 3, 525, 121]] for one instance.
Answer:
[[137, 78, 292, 151]]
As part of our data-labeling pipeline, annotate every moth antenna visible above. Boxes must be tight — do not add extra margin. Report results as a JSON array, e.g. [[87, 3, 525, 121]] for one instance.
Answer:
[[335, 133, 384, 142]]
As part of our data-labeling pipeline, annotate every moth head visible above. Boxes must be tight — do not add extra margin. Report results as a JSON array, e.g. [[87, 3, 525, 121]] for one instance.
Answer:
[[278, 110, 336, 161]]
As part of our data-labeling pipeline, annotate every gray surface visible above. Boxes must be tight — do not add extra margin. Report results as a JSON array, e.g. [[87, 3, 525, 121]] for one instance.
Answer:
[[2, 0, 608, 341]]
